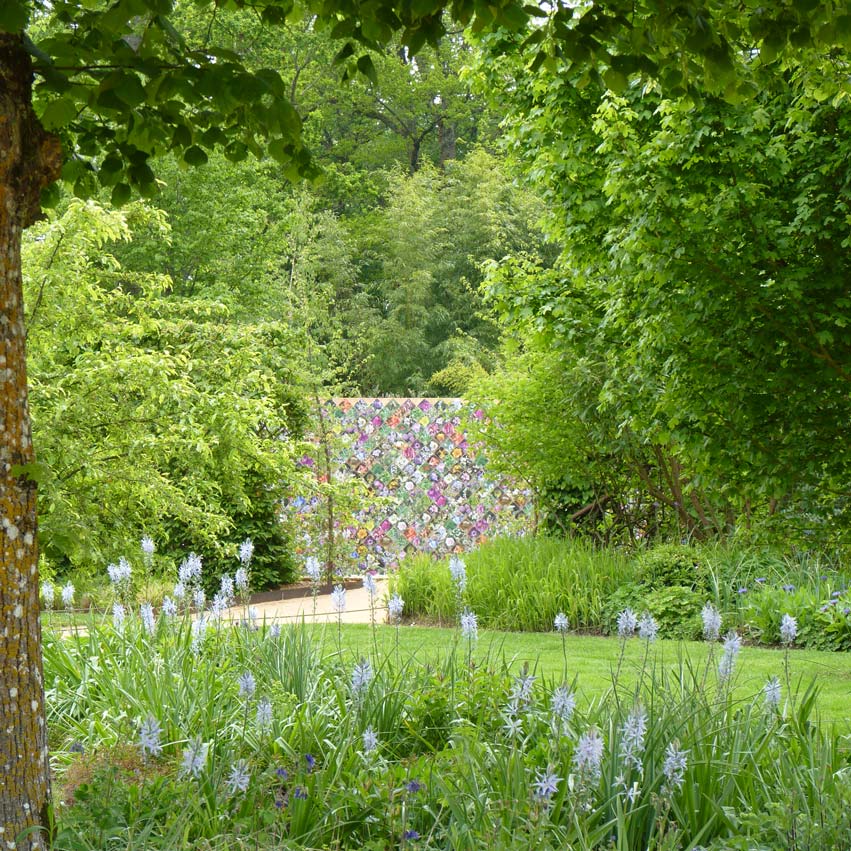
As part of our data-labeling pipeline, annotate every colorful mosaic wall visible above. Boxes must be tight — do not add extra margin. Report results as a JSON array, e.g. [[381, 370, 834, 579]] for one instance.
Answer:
[[288, 398, 533, 571]]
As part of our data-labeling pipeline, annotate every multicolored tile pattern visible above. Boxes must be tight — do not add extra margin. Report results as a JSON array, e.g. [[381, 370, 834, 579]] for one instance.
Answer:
[[288, 398, 533, 571]]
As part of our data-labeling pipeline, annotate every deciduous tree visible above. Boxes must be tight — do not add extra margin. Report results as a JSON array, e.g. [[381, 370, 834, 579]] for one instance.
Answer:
[[2, 0, 848, 844]]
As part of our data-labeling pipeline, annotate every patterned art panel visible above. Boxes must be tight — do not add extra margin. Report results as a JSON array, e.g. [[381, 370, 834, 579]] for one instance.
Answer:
[[287, 398, 533, 572]]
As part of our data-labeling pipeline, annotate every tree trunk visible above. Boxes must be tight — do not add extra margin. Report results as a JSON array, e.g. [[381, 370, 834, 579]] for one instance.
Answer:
[[0, 33, 62, 851], [438, 117, 456, 167], [409, 136, 421, 174]]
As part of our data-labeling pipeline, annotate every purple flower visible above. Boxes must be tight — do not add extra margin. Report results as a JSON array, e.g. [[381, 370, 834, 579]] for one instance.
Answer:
[[783, 584, 795, 593], [276, 767, 288, 779], [737, 587, 748, 595], [755, 577, 766, 584], [405, 779, 423, 794], [305, 753, 316, 771], [403, 829, 420, 840], [293, 786, 308, 800]]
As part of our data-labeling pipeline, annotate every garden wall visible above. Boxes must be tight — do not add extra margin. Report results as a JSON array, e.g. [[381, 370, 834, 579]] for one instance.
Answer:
[[288, 398, 533, 571]]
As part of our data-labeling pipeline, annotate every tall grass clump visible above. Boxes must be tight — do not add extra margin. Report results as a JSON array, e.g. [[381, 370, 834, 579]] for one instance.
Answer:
[[395, 537, 633, 630]]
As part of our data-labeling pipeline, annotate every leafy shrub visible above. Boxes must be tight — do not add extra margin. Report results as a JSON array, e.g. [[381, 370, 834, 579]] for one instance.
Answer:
[[601, 582, 703, 639], [643, 585, 704, 640], [167, 469, 299, 594], [812, 599, 851, 652], [635, 543, 708, 590]]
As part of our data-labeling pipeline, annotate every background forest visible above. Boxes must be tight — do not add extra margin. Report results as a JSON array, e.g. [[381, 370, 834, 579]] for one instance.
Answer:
[[22, 3, 851, 587]]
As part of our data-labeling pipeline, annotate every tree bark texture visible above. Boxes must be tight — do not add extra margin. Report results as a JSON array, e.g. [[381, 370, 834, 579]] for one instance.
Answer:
[[0, 33, 62, 851]]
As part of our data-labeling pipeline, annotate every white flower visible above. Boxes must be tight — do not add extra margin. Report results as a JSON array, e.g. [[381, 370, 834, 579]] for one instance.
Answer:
[[140, 536, 155, 557], [449, 556, 467, 592], [363, 573, 378, 599], [191, 615, 206, 655], [211, 592, 228, 619], [362, 726, 379, 754], [161, 596, 177, 618], [178, 553, 203, 585], [763, 676, 781, 710], [718, 630, 742, 679], [192, 587, 206, 611], [61, 582, 75, 609], [331, 584, 346, 613], [617, 608, 638, 638], [551, 685, 576, 725], [219, 574, 234, 603], [509, 670, 535, 711], [554, 612, 569, 633], [780, 613, 797, 645], [532, 769, 560, 801], [112, 602, 126, 632], [234, 566, 249, 593], [139, 715, 162, 758], [573, 729, 604, 781], [662, 742, 688, 793], [502, 714, 523, 738], [107, 557, 132, 587], [388, 593, 404, 622], [238, 671, 256, 699], [701, 603, 722, 641], [238, 538, 254, 566], [180, 737, 208, 778], [173, 581, 186, 600], [140, 602, 155, 634], [256, 697, 273, 731], [619, 708, 647, 772], [305, 556, 322, 582], [460, 608, 478, 641], [41, 580, 55, 610], [351, 658, 373, 695], [637, 612, 659, 642], [226, 759, 250, 794]]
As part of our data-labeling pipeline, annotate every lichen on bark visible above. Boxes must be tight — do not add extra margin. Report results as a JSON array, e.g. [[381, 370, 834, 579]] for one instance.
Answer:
[[0, 31, 62, 851]]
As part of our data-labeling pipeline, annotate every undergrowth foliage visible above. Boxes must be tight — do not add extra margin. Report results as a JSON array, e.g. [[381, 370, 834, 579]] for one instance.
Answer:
[[395, 537, 851, 650], [42, 547, 851, 850]]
